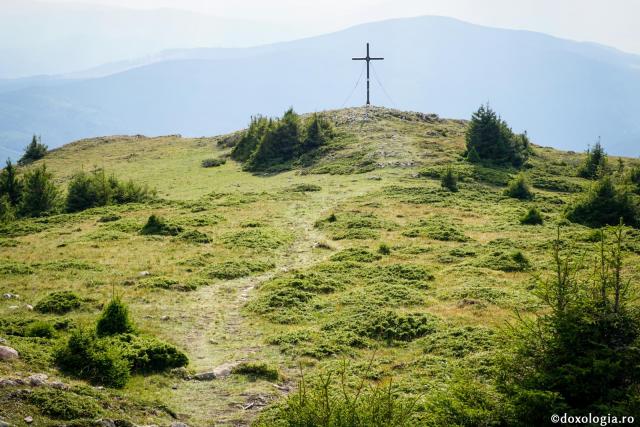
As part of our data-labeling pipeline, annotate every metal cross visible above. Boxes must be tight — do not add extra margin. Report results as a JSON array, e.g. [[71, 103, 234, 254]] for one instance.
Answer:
[[352, 42, 384, 106]]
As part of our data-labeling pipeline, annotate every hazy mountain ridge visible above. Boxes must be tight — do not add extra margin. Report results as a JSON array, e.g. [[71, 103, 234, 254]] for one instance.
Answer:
[[0, 0, 305, 78], [2, 16, 640, 162]]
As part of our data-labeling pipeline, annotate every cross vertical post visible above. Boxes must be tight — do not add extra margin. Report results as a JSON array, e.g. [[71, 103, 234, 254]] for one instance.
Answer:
[[352, 42, 384, 106]]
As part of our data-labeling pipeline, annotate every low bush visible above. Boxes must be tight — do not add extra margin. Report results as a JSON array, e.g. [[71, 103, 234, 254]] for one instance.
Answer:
[[377, 264, 434, 283], [0, 317, 39, 336], [241, 220, 264, 228], [531, 175, 582, 193], [420, 164, 513, 187], [267, 330, 313, 348], [57, 307, 187, 387], [330, 247, 381, 263], [35, 291, 82, 314], [378, 242, 391, 255], [139, 276, 204, 292], [41, 259, 100, 271], [201, 158, 226, 168], [315, 212, 390, 241], [247, 269, 347, 323], [97, 214, 121, 222], [55, 328, 131, 388], [252, 260, 434, 326], [0, 237, 19, 247], [422, 326, 497, 358], [27, 388, 102, 420], [0, 260, 34, 275], [25, 321, 55, 338], [249, 284, 315, 319], [481, 250, 531, 272], [207, 260, 275, 280], [232, 362, 281, 381], [290, 183, 322, 192], [520, 206, 544, 225], [504, 174, 534, 200], [221, 228, 290, 250], [330, 228, 380, 240], [449, 247, 476, 258], [326, 309, 437, 343], [367, 311, 436, 342], [440, 283, 539, 311], [425, 377, 514, 426], [103, 333, 188, 373], [472, 166, 513, 187], [255, 363, 420, 427], [402, 219, 468, 242], [96, 297, 135, 337], [178, 229, 212, 243], [140, 214, 183, 236]]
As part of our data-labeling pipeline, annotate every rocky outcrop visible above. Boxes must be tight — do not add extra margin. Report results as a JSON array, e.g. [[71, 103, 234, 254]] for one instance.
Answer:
[[0, 346, 18, 361]]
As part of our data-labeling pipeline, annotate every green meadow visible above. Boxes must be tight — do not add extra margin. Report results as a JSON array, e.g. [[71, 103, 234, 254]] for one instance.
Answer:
[[1, 107, 639, 426]]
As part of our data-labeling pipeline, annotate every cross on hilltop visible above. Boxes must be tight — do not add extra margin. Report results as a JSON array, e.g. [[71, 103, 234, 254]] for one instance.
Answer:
[[352, 42, 384, 106]]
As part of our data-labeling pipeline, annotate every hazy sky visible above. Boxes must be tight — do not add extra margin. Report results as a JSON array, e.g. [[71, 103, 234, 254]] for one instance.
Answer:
[[40, 0, 640, 54]]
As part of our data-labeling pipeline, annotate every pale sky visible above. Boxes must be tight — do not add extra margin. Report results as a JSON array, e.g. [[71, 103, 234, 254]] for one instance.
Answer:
[[39, 0, 640, 54]]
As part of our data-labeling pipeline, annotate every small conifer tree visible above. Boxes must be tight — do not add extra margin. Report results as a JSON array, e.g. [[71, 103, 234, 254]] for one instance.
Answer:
[[246, 108, 301, 171], [232, 110, 335, 171], [505, 174, 534, 200], [0, 160, 22, 206], [231, 116, 270, 162], [501, 226, 640, 422], [66, 171, 99, 212], [96, 297, 134, 337], [19, 164, 59, 217], [440, 166, 459, 192], [466, 146, 481, 163], [378, 242, 391, 255], [301, 113, 333, 152], [0, 195, 15, 223], [465, 104, 530, 167], [578, 140, 607, 179], [566, 175, 638, 227], [18, 135, 48, 165], [520, 206, 544, 225], [627, 166, 640, 194]]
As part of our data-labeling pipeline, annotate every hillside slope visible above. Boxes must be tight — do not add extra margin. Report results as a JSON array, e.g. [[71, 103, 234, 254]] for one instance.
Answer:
[[3, 15, 640, 163], [1, 107, 639, 426]]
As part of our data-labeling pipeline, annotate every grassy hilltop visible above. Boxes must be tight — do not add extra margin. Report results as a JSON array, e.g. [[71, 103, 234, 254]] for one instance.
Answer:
[[1, 107, 639, 426]]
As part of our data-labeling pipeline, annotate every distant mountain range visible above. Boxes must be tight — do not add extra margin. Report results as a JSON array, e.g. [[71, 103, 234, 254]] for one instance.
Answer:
[[0, 0, 307, 79], [2, 15, 640, 162]]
